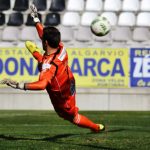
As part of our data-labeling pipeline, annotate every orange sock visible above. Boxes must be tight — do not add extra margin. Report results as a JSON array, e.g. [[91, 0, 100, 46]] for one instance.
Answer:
[[73, 114, 99, 131]]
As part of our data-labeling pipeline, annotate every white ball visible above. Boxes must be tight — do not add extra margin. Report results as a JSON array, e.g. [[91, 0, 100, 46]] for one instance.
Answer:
[[90, 16, 111, 36]]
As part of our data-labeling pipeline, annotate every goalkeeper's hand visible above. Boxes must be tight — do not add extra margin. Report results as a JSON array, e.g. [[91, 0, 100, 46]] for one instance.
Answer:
[[25, 41, 41, 54], [0, 79, 25, 90], [30, 4, 40, 23]]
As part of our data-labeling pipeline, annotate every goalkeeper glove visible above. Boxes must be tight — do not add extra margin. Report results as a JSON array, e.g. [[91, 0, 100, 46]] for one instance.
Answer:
[[30, 4, 40, 23], [25, 41, 41, 54], [0, 79, 25, 90]]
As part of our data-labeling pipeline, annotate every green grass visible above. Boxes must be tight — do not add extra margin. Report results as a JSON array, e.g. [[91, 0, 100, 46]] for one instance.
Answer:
[[0, 111, 149, 150]]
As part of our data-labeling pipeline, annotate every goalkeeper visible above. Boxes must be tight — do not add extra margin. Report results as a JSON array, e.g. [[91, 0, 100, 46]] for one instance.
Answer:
[[0, 4, 105, 133]]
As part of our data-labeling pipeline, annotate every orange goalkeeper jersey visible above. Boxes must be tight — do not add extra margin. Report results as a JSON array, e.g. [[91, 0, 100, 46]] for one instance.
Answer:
[[25, 42, 76, 107]]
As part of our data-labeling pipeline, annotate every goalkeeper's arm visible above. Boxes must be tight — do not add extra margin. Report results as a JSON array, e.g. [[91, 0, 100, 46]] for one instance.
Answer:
[[30, 4, 43, 39], [0, 78, 48, 91]]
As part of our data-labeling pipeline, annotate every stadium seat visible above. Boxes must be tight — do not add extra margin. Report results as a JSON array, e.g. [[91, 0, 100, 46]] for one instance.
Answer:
[[81, 12, 97, 26], [93, 31, 112, 43], [7, 12, 23, 26], [136, 12, 150, 27], [2, 27, 20, 41], [59, 26, 74, 42], [49, 0, 65, 12], [133, 27, 150, 42], [20, 27, 39, 41], [13, 0, 29, 11], [44, 13, 60, 26], [75, 26, 93, 42], [101, 12, 117, 26], [118, 12, 136, 27], [104, 0, 122, 12], [0, 0, 10, 11], [67, 0, 84, 11], [141, 0, 150, 11], [85, 0, 103, 11], [62, 12, 80, 26], [33, 0, 47, 11], [0, 13, 5, 26], [26, 13, 42, 26], [112, 27, 132, 42], [122, 0, 140, 12]]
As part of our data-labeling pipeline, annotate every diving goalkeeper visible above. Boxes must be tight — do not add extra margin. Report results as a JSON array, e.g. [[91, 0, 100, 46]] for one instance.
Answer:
[[0, 4, 105, 133]]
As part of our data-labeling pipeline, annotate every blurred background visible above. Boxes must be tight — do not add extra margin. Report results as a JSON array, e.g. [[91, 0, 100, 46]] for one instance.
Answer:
[[0, 0, 150, 111]]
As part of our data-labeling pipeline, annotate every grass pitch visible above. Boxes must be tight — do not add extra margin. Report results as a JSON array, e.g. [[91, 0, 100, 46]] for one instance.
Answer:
[[0, 111, 149, 150]]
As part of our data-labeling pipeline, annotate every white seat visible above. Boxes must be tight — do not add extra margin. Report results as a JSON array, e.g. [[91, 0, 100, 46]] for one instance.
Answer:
[[20, 27, 39, 41], [122, 0, 140, 12], [81, 12, 97, 26], [67, 0, 84, 11], [85, 0, 103, 11], [59, 26, 74, 42], [112, 27, 132, 42], [136, 12, 150, 27], [2, 27, 20, 41], [141, 0, 150, 11], [93, 31, 112, 43], [118, 12, 136, 27], [133, 27, 150, 42], [104, 0, 122, 12], [75, 26, 93, 42], [101, 12, 117, 26], [62, 12, 80, 26]]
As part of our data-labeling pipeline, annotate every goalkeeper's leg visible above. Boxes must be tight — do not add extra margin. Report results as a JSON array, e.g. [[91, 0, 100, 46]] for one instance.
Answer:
[[73, 113, 105, 132], [25, 41, 43, 63], [55, 104, 105, 132]]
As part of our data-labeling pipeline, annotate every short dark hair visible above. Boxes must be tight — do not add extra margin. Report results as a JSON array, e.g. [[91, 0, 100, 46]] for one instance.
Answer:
[[42, 26, 61, 48]]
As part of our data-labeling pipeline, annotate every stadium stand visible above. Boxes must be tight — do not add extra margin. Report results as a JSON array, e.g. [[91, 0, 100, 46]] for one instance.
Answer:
[[101, 12, 118, 26], [33, 0, 47, 11], [0, 0, 150, 46], [122, 0, 140, 12], [49, 0, 65, 12], [2, 27, 20, 41], [136, 12, 150, 27], [104, 0, 122, 12], [59, 26, 74, 44], [0, 13, 5, 26], [7, 12, 24, 26], [20, 26, 39, 41], [85, 0, 103, 11], [44, 13, 61, 26], [118, 12, 136, 27], [62, 12, 80, 26], [81, 12, 98, 26], [13, 0, 29, 11], [132, 27, 150, 42], [67, 0, 84, 12], [112, 27, 132, 42], [0, 0, 10, 11], [141, 0, 150, 11], [75, 26, 93, 42]]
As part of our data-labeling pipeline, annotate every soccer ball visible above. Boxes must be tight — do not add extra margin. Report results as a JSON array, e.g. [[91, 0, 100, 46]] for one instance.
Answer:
[[90, 16, 111, 36]]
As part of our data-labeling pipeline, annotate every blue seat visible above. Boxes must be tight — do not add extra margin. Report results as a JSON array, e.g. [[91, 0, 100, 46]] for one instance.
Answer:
[[44, 13, 60, 26], [0, 0, 10, 11], [0, 13, 5, 25], [33, 0, 47, 11], [7, 12, 23, 26], [49, 0, 65, 11], [13, 0, 29, 11]]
